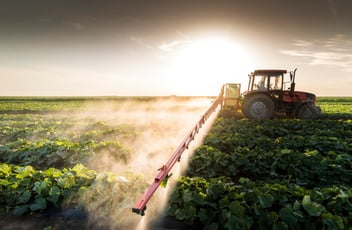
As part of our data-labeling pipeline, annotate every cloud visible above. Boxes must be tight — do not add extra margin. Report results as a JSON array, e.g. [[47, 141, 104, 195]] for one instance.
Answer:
[[281, 34, 352, 72], [292, 40, 313, 47], [64, 21, 85, 30], [128, 37, 191, 53], [130, 36, 154, 49], [158, 40, 191, 52]]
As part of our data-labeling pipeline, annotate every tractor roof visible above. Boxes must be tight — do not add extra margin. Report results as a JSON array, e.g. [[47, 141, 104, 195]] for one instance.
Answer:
[[252, 69, 287, 75]]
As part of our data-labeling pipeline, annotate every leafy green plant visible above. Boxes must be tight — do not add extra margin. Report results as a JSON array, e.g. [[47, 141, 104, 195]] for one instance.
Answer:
[[0, 138, 131, 169], [0, 163, 96, 215], [168, 177, 352, 229], [168, 101, 352, 229]]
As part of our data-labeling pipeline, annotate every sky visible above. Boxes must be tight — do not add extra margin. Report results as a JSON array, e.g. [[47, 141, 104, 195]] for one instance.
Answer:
[[1, 0, 351, 96]]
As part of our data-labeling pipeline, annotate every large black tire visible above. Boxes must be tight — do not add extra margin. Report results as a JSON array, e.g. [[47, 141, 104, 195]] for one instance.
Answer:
[[242, 94, 275, 119], [296, 104, 319, 119]]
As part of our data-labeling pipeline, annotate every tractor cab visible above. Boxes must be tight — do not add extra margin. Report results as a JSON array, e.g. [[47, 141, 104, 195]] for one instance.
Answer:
[[247, 69, 295, 98], [248, 69, 317, 102]]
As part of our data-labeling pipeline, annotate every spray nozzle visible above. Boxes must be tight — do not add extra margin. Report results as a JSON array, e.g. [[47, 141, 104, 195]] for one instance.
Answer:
[[132, 205, 147, 216]]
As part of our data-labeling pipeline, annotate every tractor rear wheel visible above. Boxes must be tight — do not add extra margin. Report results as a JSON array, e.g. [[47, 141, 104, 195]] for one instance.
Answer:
[[242, 94, 275, 119], [296, 104, 319, 119]]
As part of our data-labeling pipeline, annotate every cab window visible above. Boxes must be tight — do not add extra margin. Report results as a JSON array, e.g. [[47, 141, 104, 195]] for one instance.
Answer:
[[254, 75, 267, 90], [270, 75, 282, 90]]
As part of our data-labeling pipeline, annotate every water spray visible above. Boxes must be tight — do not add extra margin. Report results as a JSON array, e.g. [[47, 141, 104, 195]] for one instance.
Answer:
[[132, 87, 225, 216]]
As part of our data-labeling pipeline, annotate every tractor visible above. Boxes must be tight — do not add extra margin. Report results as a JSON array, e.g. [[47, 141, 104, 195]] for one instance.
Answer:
[[223, 68, 321, 119]]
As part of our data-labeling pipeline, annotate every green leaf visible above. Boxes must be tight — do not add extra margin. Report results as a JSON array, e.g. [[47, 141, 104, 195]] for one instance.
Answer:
[[0, 178, 11, 187], [193, 192, 208, 205], [13, 204, 30, 216], [222, 210, 237, 229], [258, 194, 274, 208], [304, 150, 319, 157], [0, 145, 10, 154], [45, 168, 63, 178], [182, 189, 193, 203], [30, 197, 47, 211], [279, 207, 298, 226], [16, 191, 31, 204], [219, 197, 230, 209], [71, 164, 96, 179], [47, 185, 61, 204], [15, 165, 34, 179], [175, 208, 186, 220], [57, 175, 75, 188], [0, 163, 11, 177], [302, 195, 326, 216], [267, 211, 279, 224], [239, 177, 250, 185], [207, 183, 224, 199], [32, 178, 50, 195], [184, 205, 197, 224], [322, 213, 344, 230], [280, 149, 292, 154], [198, 208, 209, 223], [229, 201, 245, 217], [273, 221, 289, 230]]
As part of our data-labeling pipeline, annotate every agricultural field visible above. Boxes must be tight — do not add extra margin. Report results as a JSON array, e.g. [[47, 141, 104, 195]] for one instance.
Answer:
[[166, 97, 352, 229], [316, 97, 352, 119], [1, 96, 352, 229], [0, 96, 213, 229]]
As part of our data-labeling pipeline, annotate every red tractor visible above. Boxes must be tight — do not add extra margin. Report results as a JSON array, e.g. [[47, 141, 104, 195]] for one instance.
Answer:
[[223, 68, 321, 119]]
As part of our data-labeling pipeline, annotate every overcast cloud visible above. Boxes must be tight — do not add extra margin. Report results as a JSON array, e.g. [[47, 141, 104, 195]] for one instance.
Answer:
[[281, 34, 352, 72]]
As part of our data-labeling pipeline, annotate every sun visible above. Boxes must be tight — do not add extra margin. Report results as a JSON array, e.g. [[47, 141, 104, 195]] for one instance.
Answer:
[[169, 36, 252, 96]]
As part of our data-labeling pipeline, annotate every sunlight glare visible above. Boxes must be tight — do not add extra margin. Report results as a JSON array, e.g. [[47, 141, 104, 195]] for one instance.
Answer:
[[169, 36, 252, 96]]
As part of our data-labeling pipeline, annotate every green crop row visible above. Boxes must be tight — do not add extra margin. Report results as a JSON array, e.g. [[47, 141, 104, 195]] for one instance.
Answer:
[[0, 100, 85, 112], [167, 114, 352, 229], [168, 176, 352, 230], [187, 145, 352, 188], [0, 163, 95, 215], [0, 96, 208, 112], [317, 97, 352, 102], [0, 114, 137, 169], [316, 98, 352, 119], [0, 138, 130, 169], [0, 114, 136, 144], [0, 162, 148, 224]]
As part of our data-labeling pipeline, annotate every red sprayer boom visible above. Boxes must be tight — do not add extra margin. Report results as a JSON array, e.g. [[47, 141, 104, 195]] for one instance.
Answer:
[[132, 87, 225, 216]]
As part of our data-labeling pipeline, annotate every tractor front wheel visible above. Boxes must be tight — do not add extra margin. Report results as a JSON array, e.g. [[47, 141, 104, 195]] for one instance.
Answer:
[[242, 94, 275, 119]]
